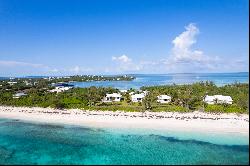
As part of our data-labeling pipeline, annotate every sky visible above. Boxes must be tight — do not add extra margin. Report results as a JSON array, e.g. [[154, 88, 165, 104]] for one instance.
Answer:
[[0, 0, 249, 76]]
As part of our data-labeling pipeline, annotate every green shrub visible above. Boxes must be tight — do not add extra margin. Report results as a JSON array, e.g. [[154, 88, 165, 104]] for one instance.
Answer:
[[204, 104, 224, 113], [224, 105, 246, 114]]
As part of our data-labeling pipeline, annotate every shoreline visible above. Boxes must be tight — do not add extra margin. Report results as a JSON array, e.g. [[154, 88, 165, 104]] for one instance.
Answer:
[[0, 105, 249, 136]]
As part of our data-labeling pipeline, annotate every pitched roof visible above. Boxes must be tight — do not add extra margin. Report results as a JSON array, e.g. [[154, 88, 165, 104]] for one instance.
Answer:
[[106, 93, 121, 97], [157, 95, 171, 99]]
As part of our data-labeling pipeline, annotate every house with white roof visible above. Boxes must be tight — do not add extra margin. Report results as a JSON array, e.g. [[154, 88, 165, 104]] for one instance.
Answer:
[[24, 80, 32, 86], [8, 81, 17, 85], [129, 91, 135, 95], [143, 90, 149, 95], [103, 93, 122, 102], [204, 95, 233, 104], [131, 93, 145, 102], [120, 90, 128, 93], [13, 92, 27, 99], [157, 95, 171, 104], [213, 95, 233, 104], [203, 95, 215, 104], [48, 86, 73, 93]]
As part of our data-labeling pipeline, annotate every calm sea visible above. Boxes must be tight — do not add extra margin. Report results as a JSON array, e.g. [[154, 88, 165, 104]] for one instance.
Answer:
[[0, 118, 248, 165], [0, 72, 248, 89], [70, 72, 249, 89]]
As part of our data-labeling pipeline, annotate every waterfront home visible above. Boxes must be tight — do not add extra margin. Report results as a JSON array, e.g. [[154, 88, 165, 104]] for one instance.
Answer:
[[157, 95, 171, 104], [204, 95, 233, 104], [48, 86, 73, 93], [48, 88, 61, 93], [120, 90, 128, 93], [213, 95, 233, 104], [103, 93, 122, 102], [24, 80, 32, 86], [203, 95, 215, 104], [131, 93, 145, 102], [13, 92, 27, 99], [129, 92, 135, 95], [8, 81, 17, 85]]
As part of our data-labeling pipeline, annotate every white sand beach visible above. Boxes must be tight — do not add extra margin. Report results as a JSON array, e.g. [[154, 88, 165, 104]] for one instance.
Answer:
[[0, 106, 249, 136]]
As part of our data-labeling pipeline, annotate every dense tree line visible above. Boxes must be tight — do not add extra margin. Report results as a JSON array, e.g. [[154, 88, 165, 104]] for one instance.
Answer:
[[141, 81, 248, 113], [0, 80, 248, 113], [0, 75, 135, 92]]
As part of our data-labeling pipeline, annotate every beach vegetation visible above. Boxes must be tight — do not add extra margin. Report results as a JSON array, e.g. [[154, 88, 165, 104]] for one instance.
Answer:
[[0, 78, 248, 113]]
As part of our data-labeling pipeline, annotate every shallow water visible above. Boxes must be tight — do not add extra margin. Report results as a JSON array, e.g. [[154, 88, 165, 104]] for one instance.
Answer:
[[0, 118, 248, 165], [70, 72, 249, 89]]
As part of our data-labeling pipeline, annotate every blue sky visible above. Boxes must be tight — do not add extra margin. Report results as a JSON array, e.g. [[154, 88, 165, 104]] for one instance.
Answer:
[[0, 0, 249, 76]]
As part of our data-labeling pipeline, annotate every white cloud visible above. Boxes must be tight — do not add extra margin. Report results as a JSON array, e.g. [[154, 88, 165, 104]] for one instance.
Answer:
[[171, 23, 208, 63], [111, 55, 141, 72], [70, 66, 80, 73], [117, 23, 239, 74], [68, 66, 93, 74], [156, 23, 225, 73], [49, 68, 59, 72], [108, 23, 248, 74], [112, 55, 132, 63]]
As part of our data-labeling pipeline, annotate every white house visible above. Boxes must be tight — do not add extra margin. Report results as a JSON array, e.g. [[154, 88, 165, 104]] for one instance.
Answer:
[[131, 93, 145, 102], [48, 86, 72, 93], [214, 95, 233, 104], [204, 95, 233, 104], [143, 90, 149, 95], [8, 81, 17, 85], [13, 92, 27, 99], [203, 95, 215, 104], [157, 95, 171, 104], [24, 80, 32, 86], [120, 89, 128, 93], [103, 93, 122, 102], [129, 92, 135, 95]]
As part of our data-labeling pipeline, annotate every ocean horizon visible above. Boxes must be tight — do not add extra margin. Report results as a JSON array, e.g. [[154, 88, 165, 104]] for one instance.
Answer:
[[70, 72, 249, 89], [1, 72, 248, 90]]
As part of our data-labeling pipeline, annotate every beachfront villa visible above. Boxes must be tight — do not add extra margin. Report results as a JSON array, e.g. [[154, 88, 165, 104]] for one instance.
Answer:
[[204, 95, 233, 104], [24, 80, 32, 86], [8, 81, 17, 85], [103, 93, 122, 102], [120, 90, 128, 93], [48, 86, 73, 93], [13, 92, 27, 99], [203, 95, 215, 104], [48, 83, 74, 93], [143, 90, 149, 95], [131, 93, 145, 102], [157, 95, 171, 104], [129, 92, 135, 95]]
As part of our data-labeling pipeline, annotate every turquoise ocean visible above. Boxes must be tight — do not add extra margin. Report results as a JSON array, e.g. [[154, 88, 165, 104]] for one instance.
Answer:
[[0, 118, 249, 165], [70, 72, 249, 89]]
